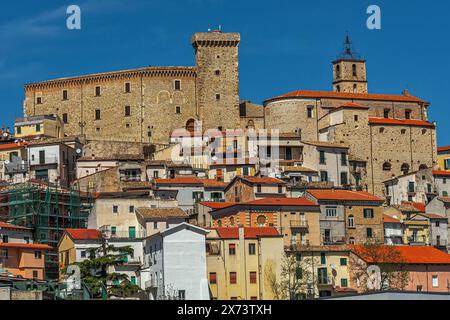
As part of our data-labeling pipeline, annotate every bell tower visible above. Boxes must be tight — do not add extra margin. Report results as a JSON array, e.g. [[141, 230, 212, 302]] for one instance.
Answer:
[[332, 35, 368, 94]]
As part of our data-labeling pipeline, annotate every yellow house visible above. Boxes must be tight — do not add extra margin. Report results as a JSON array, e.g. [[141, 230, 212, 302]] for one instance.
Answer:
[[206, 227, 284, 300], [437, 146, 450, 172], [290, 246, 355, 299], [15, 115, 64, 139], [58, 229, 103, 280]]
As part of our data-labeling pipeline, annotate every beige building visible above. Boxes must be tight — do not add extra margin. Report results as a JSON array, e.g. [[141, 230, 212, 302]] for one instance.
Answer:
[[14, 115, 64, 140], [206, 227, 284, 300]]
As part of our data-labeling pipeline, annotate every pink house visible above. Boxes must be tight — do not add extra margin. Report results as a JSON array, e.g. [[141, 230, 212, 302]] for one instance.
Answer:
[[350, 245, 450, 293]]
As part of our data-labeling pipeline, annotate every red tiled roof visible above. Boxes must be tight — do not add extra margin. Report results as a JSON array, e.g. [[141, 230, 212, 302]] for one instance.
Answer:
[[198, 202, 236, 209], [0, 222, 31, 230], [0, 243, 52, 250], [383, 214, 401, 223], [437, 146, 450, 153], [202, 179, 228, 189], [306, 189, 383, 202], [66, 229, 102, 240], [264, 90, 428, 104], [215, 227, 280, 239], [240, 176, 286, 185], [245, 197, 317, 206], [155, 177, 203, 185], [332, 102, 370, 111], [438, 197, 450, 203], [433, 170, 450, 177], [368, 118, 435, 128], [401, 202, 426, 213], [351, 245, 450, 264], [0, 142, 27, 150], [420, 213, 447, 220]]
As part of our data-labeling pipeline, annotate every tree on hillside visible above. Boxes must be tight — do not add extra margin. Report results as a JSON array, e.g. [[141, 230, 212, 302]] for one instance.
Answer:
[[265, 252, 316, 300], [349, 244, 410, 292], [74, 244, 142, 298]]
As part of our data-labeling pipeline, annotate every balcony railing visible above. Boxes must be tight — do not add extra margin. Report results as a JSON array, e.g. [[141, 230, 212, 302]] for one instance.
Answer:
[[407, 237, 427, 246], [290, 220, 309, 229], [322, 236, 346, 245]]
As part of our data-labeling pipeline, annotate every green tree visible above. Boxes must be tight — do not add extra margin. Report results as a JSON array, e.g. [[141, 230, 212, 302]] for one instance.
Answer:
[[75, 244, 142, 299]]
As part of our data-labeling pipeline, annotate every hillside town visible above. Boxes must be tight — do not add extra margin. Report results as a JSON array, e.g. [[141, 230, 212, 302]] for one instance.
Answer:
[[1, 30, 450, 300]]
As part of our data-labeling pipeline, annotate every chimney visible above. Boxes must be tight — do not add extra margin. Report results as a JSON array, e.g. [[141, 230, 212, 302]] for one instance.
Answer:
[[402, 89, 411, 96]]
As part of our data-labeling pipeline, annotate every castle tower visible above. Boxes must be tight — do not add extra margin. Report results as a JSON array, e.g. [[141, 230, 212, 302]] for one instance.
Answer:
[[332, 35, 368, 94], [192, 30, 241, 131]]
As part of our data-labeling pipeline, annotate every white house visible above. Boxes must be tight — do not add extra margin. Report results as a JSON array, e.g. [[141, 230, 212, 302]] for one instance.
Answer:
[[383, 214, 403, 245], [141, 223, 209, 300]]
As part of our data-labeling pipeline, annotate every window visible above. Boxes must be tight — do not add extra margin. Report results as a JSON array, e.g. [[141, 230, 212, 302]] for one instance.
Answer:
[[383, 162, 392, 171], [125, 106, 131, 116], [256, 184, 262, 193], [401, 163, 410, 175], [352, 64, 357, 77], [408, 181, 415, 193], [384, 109, 390, 118], [95, 109, 101, 120], [34, 251, 42, 259], [32, 271, 39, 280], [24, 237, 30, 244], [249, 243, 256, 255], [445, 159, 450, 170], [336, 65, 341, 79], [209, 272, 217, 284], [363, 208, 374, 219], [405, 110, 411, 119], [326, 207, 337, 217], [174, 80, 181, 90], [432, 275, 439, 287], [2, 235, 9, 243], [16, 126, 22, 135], [130, 276, 137, 285], [336, 85, 340, 92], [353, 84, 357, 93], [176, 106, 181, 114], [295, 267, 303, 280], [178, 290, 186, 300], [36, 124, 41, 132], [278, 185, 283, 194], [349, 237, 356, 244], [125, 82, 131, 93], [320, 253, 326, 265], [230, 272, 237, 284], [443, 191, 449, 197], [341, 278, 349, 288], [153, 222, 158, 229], [256, 215, 267, 227], [112, 205, 118, 214], [354, 115, 359, 122], [436, 221, 441, 227], [307, 106, 314, 118], [215, 70, 220, 75], [367, 228, 373, 238], [216, 94, 221, 100], [319, 151, 326, 164], [81, 250, 86, 258], [340, 258, 347, 266], [0, 249, 8, 258], [320, 171, 328, 182], [129, 206, 134, 213], [62, 113, 68, 124], [250, 272, 257, 284], [36, 97, 42, 104], [348, 215, 355, 228], [340, 172, 348, 185], [95, 86, 101, 96], [62, 90, 68, 100], [112, 227, 117, 235], [341, 153, 348, 166], [229, 244, 236, 255]]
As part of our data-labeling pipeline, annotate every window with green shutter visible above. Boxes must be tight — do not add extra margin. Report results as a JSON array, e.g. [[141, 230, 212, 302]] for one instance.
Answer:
[[319, 151, 326, 164], [320, 253, 326, 265], [131, 276, 137, 285], [340, 258, 347, 266], [363, 208, 374, 219], [341, 278, 348, 288], [295, 267, 303, 280]]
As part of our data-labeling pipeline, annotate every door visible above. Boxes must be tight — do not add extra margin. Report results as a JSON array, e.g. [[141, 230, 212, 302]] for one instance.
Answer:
[[129, 226, 136, 239], [286, 147, 292, 160], [39, 150, 45, 164]]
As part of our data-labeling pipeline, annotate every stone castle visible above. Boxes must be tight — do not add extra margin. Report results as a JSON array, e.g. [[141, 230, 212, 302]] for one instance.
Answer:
[[23, 32, 437, 196]]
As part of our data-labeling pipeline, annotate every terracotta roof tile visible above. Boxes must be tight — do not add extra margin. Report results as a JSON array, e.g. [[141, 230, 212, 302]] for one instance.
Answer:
[[383, 214, 401, 223], [202, 179, 228, 189], [215, 227, 280, 239], [351, 245, 450, 264], [0, 222, 31, 230], [135, 207, 188, 219], [368, 118, 435, 128], [0, 142, 27, 150], [264, 90, 428, 104], [240, 176, 286, 185], [433, 170, 450, 177], [155, 177, 203, 185], [198, 202, 236, 209], [332, 102, 370, 111], [66, 229, 103, 240], [437, 146, 450, 153], [0, 243, 52, 250], [306, 189, 383, 202], [245, 197, 317, 206]]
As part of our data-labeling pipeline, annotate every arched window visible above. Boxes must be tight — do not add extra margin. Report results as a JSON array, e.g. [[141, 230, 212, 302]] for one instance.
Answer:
[[247, 120, 254, 129], [401, 163, 410, 175], [353, 84, 357, 93], [229, 217, 235, 226], [352, 64, 357, 77], [336, 85, 341, 93], [383, 162, 392, 171], [217, 219, 222, 227], [419, 164, 428, 171], [336, 65, 341, 79], [256, 215, 267, 227], [185, 119, 195, 133], [348, 215, 355, 228], [443, 191, 449, 197]]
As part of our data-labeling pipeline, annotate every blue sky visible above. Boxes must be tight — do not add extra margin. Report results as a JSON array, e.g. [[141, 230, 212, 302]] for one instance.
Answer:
[[1, 0, 449, 145]]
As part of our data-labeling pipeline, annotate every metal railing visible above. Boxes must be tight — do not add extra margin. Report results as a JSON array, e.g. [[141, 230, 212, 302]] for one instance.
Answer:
[[290, 220, 309, 228]]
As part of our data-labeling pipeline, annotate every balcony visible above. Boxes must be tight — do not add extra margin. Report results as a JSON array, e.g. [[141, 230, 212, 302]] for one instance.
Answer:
[[322, 236, 346, 245], [317, 277, 334, 286], [290, 220, 309, 229]]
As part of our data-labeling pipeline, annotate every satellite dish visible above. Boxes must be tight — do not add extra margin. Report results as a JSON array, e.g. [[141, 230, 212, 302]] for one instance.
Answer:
[[76, 149, 82, 154], [3, 133, 8, 138]]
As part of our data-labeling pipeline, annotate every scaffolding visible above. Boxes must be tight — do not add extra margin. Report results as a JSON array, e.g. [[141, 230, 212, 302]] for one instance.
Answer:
[[0, 181, 94, 280]]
